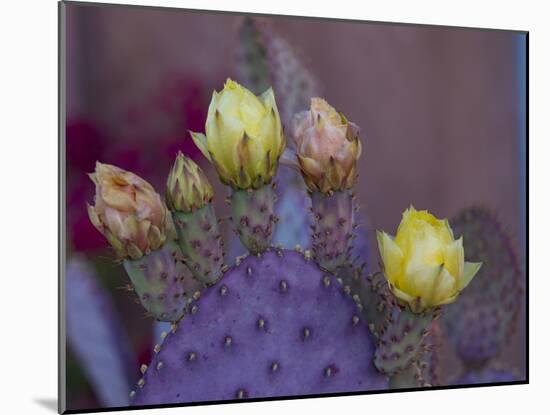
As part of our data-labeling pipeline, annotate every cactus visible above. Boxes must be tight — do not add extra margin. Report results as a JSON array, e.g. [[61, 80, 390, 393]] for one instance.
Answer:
[[443, 207, 523, 369], [166, 152, 225, 285], [130, 250, 387, 404], [421, 321, 443, 386], [230, 184, 278, 255], [337, 266, 440, 389], [73, 14, 525, 410], [123, 240, 203, 322], [373, 307, 437, 381], [311, 190, 356, 272], [236, 17, 319, 251], [81, 159, 522, 406], [172, 204, 224, 286]]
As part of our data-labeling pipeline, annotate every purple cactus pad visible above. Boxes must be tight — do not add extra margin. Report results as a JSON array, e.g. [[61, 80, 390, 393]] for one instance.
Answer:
[[132, 250, 386, 405]]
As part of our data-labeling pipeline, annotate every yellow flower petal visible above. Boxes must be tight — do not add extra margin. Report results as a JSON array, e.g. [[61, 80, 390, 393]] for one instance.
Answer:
[[206, 91, 219, 123], [209, 111, 244, 176], [459, 261, 482, 290], [388, 283, 416, 305], [400, 264, 443, 304], [199, 79, 285, 189], [443, 218, 454, 239], [297, 155, 323, 182], [376, 231, 404, 284], [216, 84, 240, 119], [431, 266, 458, 305], [87, 204, 102, 231], [189, 131, 212, 162], [240, 94, 265, 137], [443, 237, 464, 278]]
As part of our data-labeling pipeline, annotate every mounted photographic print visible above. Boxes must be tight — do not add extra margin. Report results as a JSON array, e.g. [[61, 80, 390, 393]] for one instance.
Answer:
[[59, 1, 528, 413]]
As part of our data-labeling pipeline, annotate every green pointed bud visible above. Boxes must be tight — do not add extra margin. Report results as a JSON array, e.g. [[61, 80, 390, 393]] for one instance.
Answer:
[[166, 152, 224, 285], [166, 152, 214, 213]]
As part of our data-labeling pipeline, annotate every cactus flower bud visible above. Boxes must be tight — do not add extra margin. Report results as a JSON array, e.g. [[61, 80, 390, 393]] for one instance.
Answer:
[[165, 152, 224, 285], [291, 98, 361, 194], [87, 162, 174, 260], [377, 206, 482, 312], [166, 152, 214, 213], [190, 78, 286, 190]]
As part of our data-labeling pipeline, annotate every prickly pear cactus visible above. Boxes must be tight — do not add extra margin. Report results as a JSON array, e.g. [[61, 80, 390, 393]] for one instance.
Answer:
[[231, 185, 278, 254], [311, 190, 356, 272], [172, 204, 224, 286], [337, 267, 439, 388], [123, 240, 203, 322], [442, 207, 523, 368], [131, 250, 387, 404], [237, 17, 319, 251], [373, 307, 437, 379], [420, 320, 443, 386]]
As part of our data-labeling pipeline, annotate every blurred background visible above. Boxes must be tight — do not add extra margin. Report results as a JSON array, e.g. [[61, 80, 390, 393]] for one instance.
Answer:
[[63, 2, 526, 411]]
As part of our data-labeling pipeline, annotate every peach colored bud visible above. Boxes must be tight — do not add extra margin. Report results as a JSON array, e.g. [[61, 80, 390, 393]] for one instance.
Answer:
[[291, 98, 361, 194], [87, 162, 174, 259]]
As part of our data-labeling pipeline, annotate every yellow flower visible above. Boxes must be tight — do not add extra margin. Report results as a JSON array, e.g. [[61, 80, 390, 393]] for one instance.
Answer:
[[166, 152, 214, 213], [291, 98, 361, 194], [190, 79, 286, 190], [87, 162, 174, 259], [376, 206, 482, 312]]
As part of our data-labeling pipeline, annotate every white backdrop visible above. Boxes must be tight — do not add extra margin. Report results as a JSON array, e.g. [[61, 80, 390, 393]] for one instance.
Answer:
[[0, 0, 543, 414]]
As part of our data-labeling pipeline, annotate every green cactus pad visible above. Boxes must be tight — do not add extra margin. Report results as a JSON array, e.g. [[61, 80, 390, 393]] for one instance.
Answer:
[[418, 320, 443, 386], [310, 190, 355, 272], [373, 306, 436, 379], [337, 265, 440, 388], [337, 268, 392, 340], [231, 184, 278, 254], [123, 240, 203, 322], [172, 203, 224, 286], [386, 361, 426, 389], [443, 207, 523, 368]]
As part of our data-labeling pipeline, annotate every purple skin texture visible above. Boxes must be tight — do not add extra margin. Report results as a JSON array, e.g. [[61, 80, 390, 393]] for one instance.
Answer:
[[132, 250, 387, 405]]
